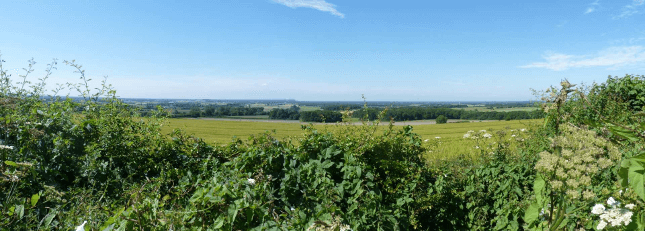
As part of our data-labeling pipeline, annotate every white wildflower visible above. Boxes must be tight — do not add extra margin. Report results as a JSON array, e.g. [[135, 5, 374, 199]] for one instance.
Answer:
[[607, 197, 619, 207], [424, 139, 429, 142], [592, 204, 606, 215], [592, 197, 634, 229], [463, 133, 471, 138], [435, 137, 441, 139], [290, 207, 295, 211], [479, 130, 486, 132], [475, 146, 480, 149], [511, 134, 516, 137], [247, 178, 256, 185], [520, 128, 526, 132], [468, 130, 475, 133], [75, 221, 87, 231], [483, 133, 492, 138], [597, 220, 607, 230], [0, 145, 13, 150]]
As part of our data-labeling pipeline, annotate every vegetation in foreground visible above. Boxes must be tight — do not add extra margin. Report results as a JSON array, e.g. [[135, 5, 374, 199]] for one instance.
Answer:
[[3, 56, 645, 230]]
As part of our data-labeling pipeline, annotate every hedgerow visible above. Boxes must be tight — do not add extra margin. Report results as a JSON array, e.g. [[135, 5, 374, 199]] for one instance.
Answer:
[[2, 54, 645, 230]]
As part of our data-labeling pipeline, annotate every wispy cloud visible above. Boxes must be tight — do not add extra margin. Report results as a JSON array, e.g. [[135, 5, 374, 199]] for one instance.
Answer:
[[271, 0, 344, 18], [615, 0, 644, 18], [584, 0, 600, 14], [520, 46, 645, 71]]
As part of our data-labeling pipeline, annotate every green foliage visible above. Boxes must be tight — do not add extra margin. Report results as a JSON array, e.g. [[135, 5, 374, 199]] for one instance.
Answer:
[[436, 115, 447, 124], [300, 110, 343, 123], [0, 55, 436, 230], [3, 54, 645, 230]]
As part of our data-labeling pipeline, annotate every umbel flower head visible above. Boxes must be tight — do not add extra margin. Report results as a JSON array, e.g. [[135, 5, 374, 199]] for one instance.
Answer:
[[534, 124, 620, 199], [591, 197, 635, 230]]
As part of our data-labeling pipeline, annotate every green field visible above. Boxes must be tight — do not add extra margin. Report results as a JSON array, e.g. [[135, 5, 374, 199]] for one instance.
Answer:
[[162, 118, 541, 161], [224, 115, 270, 120]]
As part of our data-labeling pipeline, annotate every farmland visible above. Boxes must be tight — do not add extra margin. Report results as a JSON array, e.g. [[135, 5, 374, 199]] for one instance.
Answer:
[[162, 118, 541, 161]]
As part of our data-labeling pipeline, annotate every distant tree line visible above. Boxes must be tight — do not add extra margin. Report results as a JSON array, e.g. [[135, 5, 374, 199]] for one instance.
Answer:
[[268, 107, 300, 120], [173, 106, 267, 118], [320, 104, 363, 111], [352, 107, 544, 121], [268, 108, 343, 123]]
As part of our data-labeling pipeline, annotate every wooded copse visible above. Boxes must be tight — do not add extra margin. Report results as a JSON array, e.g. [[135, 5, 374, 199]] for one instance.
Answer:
[[268, 108, 343, 122], [173, 105, 267, 118]]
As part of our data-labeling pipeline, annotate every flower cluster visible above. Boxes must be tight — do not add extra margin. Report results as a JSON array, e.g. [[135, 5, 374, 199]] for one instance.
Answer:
[[307, 216, 352, 231], [0, 144, 14, 150], [534, 124, 620, 199], [591, 197, 635, 230], [462, 130, 492, 139]]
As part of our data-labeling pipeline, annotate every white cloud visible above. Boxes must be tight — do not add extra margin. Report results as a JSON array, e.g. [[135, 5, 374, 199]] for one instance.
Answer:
[[520, 46, 645, 71], [271, 0, 344, 18], [584, 0, 600, 14], [615, 0, 644, 18]]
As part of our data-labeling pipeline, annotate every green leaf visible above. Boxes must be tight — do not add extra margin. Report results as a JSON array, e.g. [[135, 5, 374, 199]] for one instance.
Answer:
[[533, 174, 546, 204], [16, 204, 24, 219], [606, 122, 640, 142], [619, 159, 631, 187], [4, 161, 17, 167], [213, 217, 225, 229], [628, 162, 645, 201], [523, 202, 540, 226], [31, 192, 40, 207], [42, 211, 56, 228], [7, 206, 15, 216]]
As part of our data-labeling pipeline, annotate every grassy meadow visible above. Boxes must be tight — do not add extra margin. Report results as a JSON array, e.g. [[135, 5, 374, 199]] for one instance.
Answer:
[[162, 118, 541, 161]]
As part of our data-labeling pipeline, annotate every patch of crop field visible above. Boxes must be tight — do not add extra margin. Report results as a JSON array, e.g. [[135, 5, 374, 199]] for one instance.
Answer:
[[262, 104, 298, 111], [411, 120, 540, 162], [248, 103, 268, 108], [224, 115, 270, 120], [299, 106, 321, 111], [162, 118, 541, 161], [462, 106, 538, 112], [162, 119, 307, 144]]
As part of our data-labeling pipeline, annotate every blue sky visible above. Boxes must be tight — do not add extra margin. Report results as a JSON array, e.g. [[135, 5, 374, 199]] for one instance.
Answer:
[[1, 0, 645, 101]]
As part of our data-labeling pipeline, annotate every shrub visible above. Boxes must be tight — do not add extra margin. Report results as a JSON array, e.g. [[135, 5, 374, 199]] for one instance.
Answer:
[[436, 115, 448, 124]]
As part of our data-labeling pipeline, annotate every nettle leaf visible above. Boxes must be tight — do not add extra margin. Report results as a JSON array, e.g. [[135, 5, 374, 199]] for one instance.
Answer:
[[4, 161, 17, 167]]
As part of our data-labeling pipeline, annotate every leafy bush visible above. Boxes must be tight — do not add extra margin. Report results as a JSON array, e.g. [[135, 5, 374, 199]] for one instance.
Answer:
[[436, 115, 447, 124]]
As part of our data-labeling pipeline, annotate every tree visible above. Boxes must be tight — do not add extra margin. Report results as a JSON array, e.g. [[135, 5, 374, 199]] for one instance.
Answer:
[[189, 106, 202, 118], [436, 115, 448, 124]]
